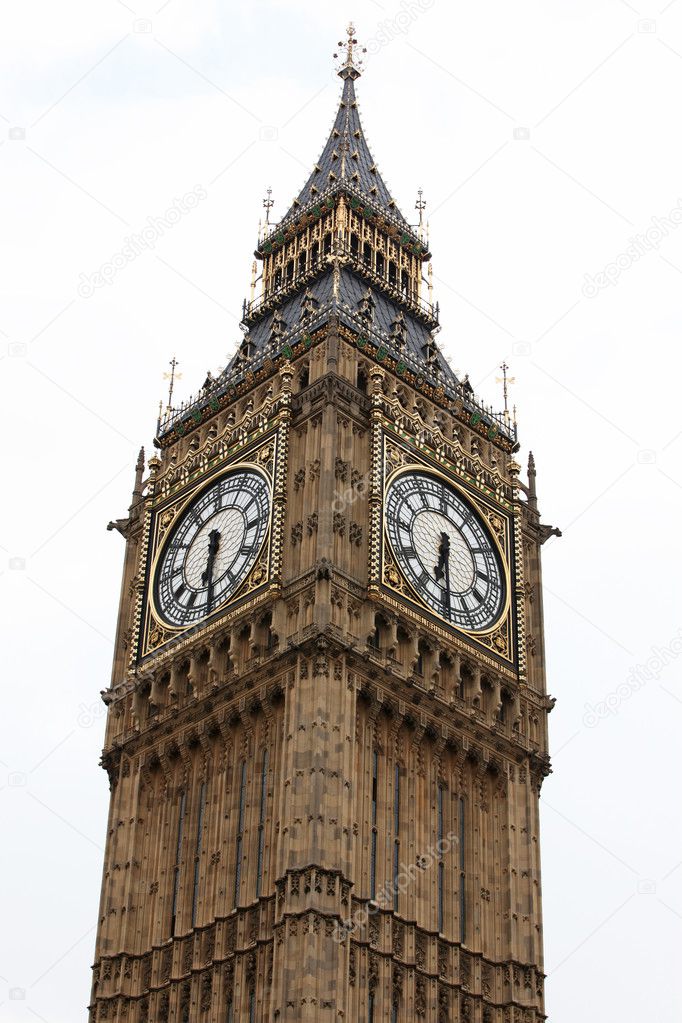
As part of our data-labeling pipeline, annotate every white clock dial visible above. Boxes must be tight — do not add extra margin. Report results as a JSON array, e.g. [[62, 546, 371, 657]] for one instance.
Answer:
[[154, 468, 270, 627], [385, 471, 505, 631]]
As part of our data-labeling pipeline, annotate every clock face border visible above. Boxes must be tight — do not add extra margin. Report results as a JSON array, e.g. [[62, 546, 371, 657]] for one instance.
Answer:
[[139, 446, 276, 660], [379, 452, 518, 667], [384, 465, 509, 634], [150, 464, 272, 629]]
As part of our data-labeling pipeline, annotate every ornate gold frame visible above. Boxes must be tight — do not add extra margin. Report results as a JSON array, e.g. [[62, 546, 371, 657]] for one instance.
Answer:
[[137, 430, 281, 660], [375, 431, 518, 667]]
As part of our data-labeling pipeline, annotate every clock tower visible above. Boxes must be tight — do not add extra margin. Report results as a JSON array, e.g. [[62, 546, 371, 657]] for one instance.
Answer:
[[91, 26, 558, 1023]]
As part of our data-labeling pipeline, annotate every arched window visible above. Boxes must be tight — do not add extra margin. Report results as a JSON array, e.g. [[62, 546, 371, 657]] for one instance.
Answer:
[[376, 251, 385, 277], [298, 250, 307, 275], [350, 232, 359, 257], [256, 748, 269, 897], [388, 260, 397, 287], [170, 790, 186, 936], [370, 749, 378, 901], [363, 241, 372, 267], [191, 781, 207, 927], [234, 761, 247, 907]]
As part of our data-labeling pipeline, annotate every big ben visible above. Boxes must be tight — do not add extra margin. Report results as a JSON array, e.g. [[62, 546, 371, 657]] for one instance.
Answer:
[[90, 25, 558, 1023]]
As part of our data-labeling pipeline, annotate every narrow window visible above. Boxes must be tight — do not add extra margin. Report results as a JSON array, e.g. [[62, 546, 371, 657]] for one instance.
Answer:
[[459, 795, 466, 943], [393, 763, 400, 911], [391, 1005, 399, 1023], [311, 241, 320, 265], [234, 761, 247, 907], [370, 749, 378, 901], [249, 991, 256, 1023], [227, 1003, 233, 1023], [323, 232, 332, 255], [191, 781, 207, 928], [171, 791, 186, 936], [368, 991, 375, 1023], [256, 748, 269, 897], [401, 270, 409, 297], [350, 232, 359, 257], [286, 258, 294, 282], [363, 242, 372, 267], [388, 260, 397, 287], [299, 250, 307, 275], [376, 251, 385, 277], [437, 783, 444, 933], [274, 267, 282, 290]]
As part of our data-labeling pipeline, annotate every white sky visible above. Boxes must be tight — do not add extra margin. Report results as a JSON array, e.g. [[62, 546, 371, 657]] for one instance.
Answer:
[[1, 1, 681, 1020]]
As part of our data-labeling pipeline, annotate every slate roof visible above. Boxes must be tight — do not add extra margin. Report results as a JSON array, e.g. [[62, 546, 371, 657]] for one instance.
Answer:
[[280, 71, 409, 228], [224, 267, 458, 393]]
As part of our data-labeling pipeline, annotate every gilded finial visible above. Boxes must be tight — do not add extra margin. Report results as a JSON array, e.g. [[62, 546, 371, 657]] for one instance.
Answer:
[[495, 361, 516, 420], [415, 188, 427, 237], [263, 187, 274, 230], [334, 23, 366, 79], [163, 356, 182, 413]]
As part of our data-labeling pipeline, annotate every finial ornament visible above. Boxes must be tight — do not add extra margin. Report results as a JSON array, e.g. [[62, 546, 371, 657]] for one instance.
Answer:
[[263, 187, 274, 228], [163, 356, 182, 413], [415, 188, 427, 235], [496, 360, 516, 419], [334, 23, 366, 79]]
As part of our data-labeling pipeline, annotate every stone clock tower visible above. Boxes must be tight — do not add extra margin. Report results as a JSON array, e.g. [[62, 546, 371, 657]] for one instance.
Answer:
[[90, 27, 558, 1023]]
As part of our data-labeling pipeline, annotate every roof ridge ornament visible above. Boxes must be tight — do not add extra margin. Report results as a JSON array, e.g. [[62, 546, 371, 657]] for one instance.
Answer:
[[334, 23, 366, 80]]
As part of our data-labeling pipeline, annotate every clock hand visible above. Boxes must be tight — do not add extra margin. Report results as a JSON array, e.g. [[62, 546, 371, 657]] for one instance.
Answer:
[[201, 529, 221, 609], [434, 531, 452, 621]]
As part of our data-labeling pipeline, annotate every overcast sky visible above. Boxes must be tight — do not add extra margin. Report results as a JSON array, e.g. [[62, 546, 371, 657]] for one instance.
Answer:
[[1, 1, 681, 1020]]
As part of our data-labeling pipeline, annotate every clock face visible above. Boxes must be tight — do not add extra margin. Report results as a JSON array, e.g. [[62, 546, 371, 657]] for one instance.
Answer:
[[154, 468, 270, 627], [385, 471, 505, 631]]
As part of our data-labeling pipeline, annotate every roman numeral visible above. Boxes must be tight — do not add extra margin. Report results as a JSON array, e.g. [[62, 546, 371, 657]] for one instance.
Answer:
[[476, 570, 489, 582], [174, 583, 186, 599], [187, 593, 197, 609]]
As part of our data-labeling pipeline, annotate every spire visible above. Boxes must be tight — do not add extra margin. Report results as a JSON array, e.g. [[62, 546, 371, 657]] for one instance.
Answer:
[[281, 27, 408, 227], [527, 451, 537, 509]]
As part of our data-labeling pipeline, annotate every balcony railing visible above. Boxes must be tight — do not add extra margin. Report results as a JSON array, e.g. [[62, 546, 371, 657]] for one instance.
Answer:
[[259, 179, 427, 255]]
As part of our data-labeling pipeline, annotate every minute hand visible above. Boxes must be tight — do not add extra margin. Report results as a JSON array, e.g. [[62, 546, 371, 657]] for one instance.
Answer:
[[434, 531, 451, 620], [201, 529, 221, 609]]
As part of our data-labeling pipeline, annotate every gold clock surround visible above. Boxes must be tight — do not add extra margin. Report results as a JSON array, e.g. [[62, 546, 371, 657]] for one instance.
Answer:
[[377, 433, 518, 668]]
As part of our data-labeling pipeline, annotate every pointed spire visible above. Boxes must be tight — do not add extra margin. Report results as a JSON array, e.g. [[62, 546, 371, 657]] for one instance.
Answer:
[[527, 450, 537, 508], [280, 26, 408, 228]]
